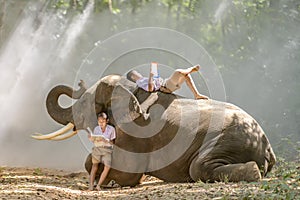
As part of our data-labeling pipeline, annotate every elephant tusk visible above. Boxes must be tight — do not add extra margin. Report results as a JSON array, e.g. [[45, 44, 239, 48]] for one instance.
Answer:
[[31, 123, 74, 140], [49, 130, 78, 141]]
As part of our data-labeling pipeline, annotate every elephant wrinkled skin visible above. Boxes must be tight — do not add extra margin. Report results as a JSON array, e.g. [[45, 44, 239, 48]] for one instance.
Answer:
[[34, 74, 276, 186]]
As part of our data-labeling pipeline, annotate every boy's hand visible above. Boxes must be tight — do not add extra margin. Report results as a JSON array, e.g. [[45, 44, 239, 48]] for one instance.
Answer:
[[88, 133, 94, 142], [99, 137, 107, 142]]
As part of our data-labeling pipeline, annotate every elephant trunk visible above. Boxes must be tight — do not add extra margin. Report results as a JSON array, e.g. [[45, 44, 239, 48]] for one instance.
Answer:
[[31, 81, 87, 141], [46, 85, 74, 125], [46, 81, 87, 125]]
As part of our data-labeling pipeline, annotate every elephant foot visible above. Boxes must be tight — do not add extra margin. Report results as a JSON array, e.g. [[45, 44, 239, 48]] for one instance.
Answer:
[[190, 160, 262, 183], [213, 161, 262, 182]]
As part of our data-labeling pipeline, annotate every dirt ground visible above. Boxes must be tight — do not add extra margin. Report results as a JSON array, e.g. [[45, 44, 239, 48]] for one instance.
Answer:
[[0, 165, 299, 200]]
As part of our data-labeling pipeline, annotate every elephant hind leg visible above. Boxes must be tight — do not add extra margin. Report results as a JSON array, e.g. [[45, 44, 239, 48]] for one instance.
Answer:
[[190, 159, 262, 183], [212, 161, 262, 182]]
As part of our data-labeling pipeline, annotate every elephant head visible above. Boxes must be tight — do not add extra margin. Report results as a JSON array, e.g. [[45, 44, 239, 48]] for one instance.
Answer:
[[32, 74, 152, 140]]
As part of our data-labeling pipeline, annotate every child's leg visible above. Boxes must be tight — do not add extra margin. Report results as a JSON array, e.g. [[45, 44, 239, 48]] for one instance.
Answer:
[[176, 65, 200, 75], [165, 65, 208, 99], [185, 74, 208, 100], [96, 165, 111, 190], [89, 163, 99, 190], [167, 65, 201, 88]]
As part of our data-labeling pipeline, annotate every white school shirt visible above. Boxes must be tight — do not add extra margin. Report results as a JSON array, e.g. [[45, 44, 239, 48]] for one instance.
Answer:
[[92, 125, 116, 147], [136, 77, 163, 92]]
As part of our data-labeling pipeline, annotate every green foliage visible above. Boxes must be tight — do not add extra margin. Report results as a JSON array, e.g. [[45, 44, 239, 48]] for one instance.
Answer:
[[274, 135, 300, 161], [94, 0, 111, 13], [272, 157, 299, 180], [34, 0, 300, 61], [233, 0, 269, 10], [33, 167, 43, 176], [53, 0, 70, 9], [260, 158, 300, 200], [194, 159, 299, 199], [51, 0, 89, 13]]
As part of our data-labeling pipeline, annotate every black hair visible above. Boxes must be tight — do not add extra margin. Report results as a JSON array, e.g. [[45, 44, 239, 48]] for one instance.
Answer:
[[97, 112, 108, 119], [126, 70, 137, 82]]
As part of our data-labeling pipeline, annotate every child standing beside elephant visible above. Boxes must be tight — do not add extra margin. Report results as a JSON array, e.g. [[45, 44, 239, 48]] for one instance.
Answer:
[[88, 112, 116, 191]]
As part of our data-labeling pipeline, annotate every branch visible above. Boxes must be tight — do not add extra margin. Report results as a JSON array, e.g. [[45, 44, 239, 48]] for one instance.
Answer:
[[108, 0, 113, 13]]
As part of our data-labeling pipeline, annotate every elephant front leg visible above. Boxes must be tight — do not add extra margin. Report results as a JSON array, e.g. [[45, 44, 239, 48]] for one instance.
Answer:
[[85, 154, 143, 187], [190, 158, 262, 183]]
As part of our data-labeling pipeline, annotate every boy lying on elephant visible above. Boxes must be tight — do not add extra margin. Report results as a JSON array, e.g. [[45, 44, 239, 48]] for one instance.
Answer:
[[88, 112, 116, 191], [126, 64, 209, 100]]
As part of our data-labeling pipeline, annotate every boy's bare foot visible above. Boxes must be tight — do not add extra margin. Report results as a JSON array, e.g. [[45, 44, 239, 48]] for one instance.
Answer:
[[88, 185, 94, 191], [195, 94, 209, 100], [178, 65, 200, 75], [185, 65, 200, 73], [96, 184, 102, 191], [191, 65, 200, 73]]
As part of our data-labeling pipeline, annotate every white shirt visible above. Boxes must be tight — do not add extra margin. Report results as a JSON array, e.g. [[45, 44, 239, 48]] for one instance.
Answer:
[[136, 77, 163, 91], [92, 125, 116, 147]]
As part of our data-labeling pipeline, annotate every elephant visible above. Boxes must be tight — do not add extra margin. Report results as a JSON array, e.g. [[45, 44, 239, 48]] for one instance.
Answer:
[[32, 74, 276, 186]]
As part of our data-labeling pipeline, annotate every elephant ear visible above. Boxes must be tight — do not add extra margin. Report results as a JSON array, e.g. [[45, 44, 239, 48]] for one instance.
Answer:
[[111, 83, 153, 124]]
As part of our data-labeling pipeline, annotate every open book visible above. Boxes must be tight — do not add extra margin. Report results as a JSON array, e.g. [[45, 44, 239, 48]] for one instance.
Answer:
[[150, 62, 159, 78], [87, 127, 110, 141]]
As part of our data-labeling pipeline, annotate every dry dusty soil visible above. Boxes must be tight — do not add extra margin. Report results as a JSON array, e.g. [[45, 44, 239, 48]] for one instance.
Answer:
[[0, 163, 299, 200]]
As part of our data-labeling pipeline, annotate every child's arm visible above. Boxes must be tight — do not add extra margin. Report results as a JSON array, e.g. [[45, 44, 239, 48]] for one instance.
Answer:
[[148, 72, 155, 92], [88, 133, 94, 142], [108, 127, 116, 145]]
